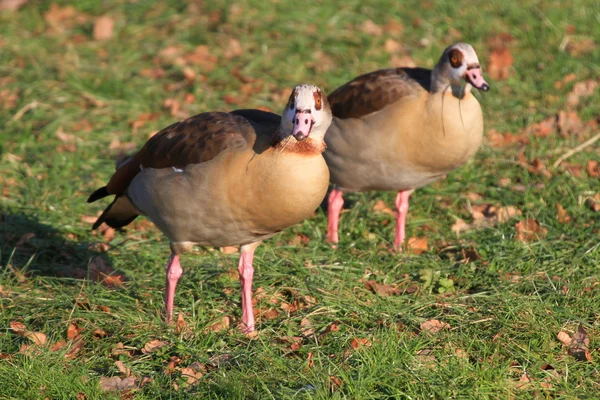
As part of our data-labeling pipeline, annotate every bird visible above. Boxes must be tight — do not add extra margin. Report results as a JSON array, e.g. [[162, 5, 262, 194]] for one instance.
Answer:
[[87, 84, 333, 333], [323, 42, 489, 251]]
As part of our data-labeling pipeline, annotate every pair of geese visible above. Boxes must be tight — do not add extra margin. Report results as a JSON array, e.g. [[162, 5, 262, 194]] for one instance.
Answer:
[[88, 43, 490, 333]]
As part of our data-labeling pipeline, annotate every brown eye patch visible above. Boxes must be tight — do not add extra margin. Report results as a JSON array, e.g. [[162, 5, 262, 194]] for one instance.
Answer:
[[288, 88, 298, 109], [313, 89, 322, 110], [448, 49, 463, 68]]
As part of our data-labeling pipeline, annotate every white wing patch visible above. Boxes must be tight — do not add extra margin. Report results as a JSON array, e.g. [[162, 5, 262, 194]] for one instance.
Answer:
[[172, 167, 184, 173]]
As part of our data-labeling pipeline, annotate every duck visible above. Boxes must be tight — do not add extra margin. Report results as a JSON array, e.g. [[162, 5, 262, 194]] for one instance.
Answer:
[[323, 42, 489, 251], [87, 84, 333, 333]]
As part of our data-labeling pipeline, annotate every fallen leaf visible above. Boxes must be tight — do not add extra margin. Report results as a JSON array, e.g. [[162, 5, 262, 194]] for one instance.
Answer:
[[451, 218, 472, 235], [65, 335, 86, 359], [67, 322, 81, 340], [350, 337, 372, 349], [224, 38, 243, 59], [568, 324, 593, 362], [89, 256, 127, 288], [306, 352, 314, 368], [488, 47, 513, 80], [564, 37, 597, 57], [373, 199, 394, 215], [141, 339, 169, 354], [208, 316, 231, 332], [115, 360, 131, 377], [184, 45, 218, 72], [557, 110, 584, 136], [586, 160, 600, 178], [515, 218, 548, 242], [364, 280, 399, 296], [586, 194, 600, 212], [495, 206, 522, 223], [93, 15, 114, 41], [220, 246, 238, 254], [0, 0, 28, 11], [50, 340, 67, 352], [99, 376, 138, 392], [384, 39, 402, 54], [93, 329, 108, 338], [329, 375, 343, 391], [178, 366, 203, 387], [44, 4, 88, 33], [486, 129, 529, 147], [555, 203, 571, 224], [515, 372, 531, 390], [420, 319, 450, 334], [55, 127, 78, 143], [566, 80, 598, 108], [383, 19, 404, 34], [361, 20, 382, 36], [557, 330, 572, 346], [10, 321, 47, 345], [407, 237, 428, 254], [461, 247, 481, 263]]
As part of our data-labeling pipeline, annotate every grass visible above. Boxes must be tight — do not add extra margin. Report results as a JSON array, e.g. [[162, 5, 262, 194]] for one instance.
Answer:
[[1, 0, 599, 398]]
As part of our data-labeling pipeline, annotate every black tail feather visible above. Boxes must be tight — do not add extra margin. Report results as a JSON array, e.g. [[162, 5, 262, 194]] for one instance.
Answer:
[[87, 186, 110, 203], [91, 195, 139, 230]]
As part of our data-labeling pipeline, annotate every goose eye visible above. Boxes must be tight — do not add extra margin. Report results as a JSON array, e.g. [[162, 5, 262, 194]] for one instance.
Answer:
[[313, 90, 323, 110]]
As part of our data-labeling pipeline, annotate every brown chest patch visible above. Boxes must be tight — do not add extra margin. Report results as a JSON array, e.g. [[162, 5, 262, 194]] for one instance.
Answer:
[[274, 137, 326, 155]]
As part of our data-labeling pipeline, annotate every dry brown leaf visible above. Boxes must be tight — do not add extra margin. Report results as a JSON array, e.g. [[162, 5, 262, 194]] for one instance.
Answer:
[[99, 376, 138, 392], [364, 280, 399, 296], [361, 20, 382, 36], [568, 324, 593, 362], [488, 47, 513, 80], [50, 340, 67, 352], [115, 360, 131, 377], [139, 68, 165, 79], [89, 256, 127, 288], [565, 37, 597, 57], [10, 321, 47, 345], [220, 246, 238, 254], [373, 199, 394, 215], [224, 38, 243, 59], [93, 329, 108, 338], [587, 194, 600, 212], [208, 316, 231, 332], [55, 127, 78, 143], [451, 218, 472, 235], [178, 366, 203, 387], [350, 337, 372, 349], [557, 330, 572, 346], [44, 3, 88, 33], [0, 0, 28, 11], [461, 247, 482, 263], [329, 375, 343, 391], [555, 203, 571, 224], [407, 237, 428, 254], [65, 335, 86, 359], [184, 45, 218, 71], [67, 322, 81, 340], [288, 233, 310, 247], [586, 160, 600, 178], [557, 110, 584, 136], [383, 19, 404, 34], [384, 39, 402, 54], [495, 206, 522, 223], [487, 129, 529, 147], [141, 339, 169, 354], [420, 319, 450, 334], [515, 219, 548, 242], [93, 15, 114, 41], [260, 308, 280, 320], [566, 80, 598, 108], [515, 372, 532, 390]]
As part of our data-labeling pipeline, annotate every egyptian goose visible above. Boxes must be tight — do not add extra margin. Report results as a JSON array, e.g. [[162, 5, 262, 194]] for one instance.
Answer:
[[87, 84, 332, 333], [324, 42, 489, 250]]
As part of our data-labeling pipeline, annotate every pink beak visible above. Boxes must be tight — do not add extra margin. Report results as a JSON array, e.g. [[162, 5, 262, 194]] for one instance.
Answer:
[[466, 67, 490, 91], [292, 110, 314, 141]]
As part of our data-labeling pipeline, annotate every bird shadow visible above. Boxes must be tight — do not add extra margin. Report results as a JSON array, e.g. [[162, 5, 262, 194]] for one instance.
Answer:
[[0, 210, 127, 286]]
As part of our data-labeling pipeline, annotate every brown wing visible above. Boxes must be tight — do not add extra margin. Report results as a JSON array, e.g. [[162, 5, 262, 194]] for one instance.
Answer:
[[105, 111, 257, 195], [328, 67, 432, 120]]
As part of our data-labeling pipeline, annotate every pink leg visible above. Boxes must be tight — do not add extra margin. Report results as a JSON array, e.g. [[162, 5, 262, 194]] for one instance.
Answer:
[[164, 253, 183, 323], [238, 242, 260, 333], [326, 189, 344, 245], [394, 191, 412, 251]]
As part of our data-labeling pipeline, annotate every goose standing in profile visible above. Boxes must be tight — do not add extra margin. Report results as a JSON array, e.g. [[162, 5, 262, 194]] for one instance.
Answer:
[[324, 43, 489, 250], [87, 84, 333, 333]]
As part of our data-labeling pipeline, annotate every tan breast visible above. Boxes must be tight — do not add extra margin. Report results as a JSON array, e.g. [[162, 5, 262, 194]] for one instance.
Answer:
[[324, 90, 483, 192], [127, 145, 329, 249]]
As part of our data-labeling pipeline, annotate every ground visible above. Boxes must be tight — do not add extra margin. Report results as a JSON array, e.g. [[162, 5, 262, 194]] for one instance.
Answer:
[[1, 0, 599, 398]]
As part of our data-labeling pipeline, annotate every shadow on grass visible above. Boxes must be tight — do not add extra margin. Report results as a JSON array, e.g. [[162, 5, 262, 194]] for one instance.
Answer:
[[0, 210, 126, 285]]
